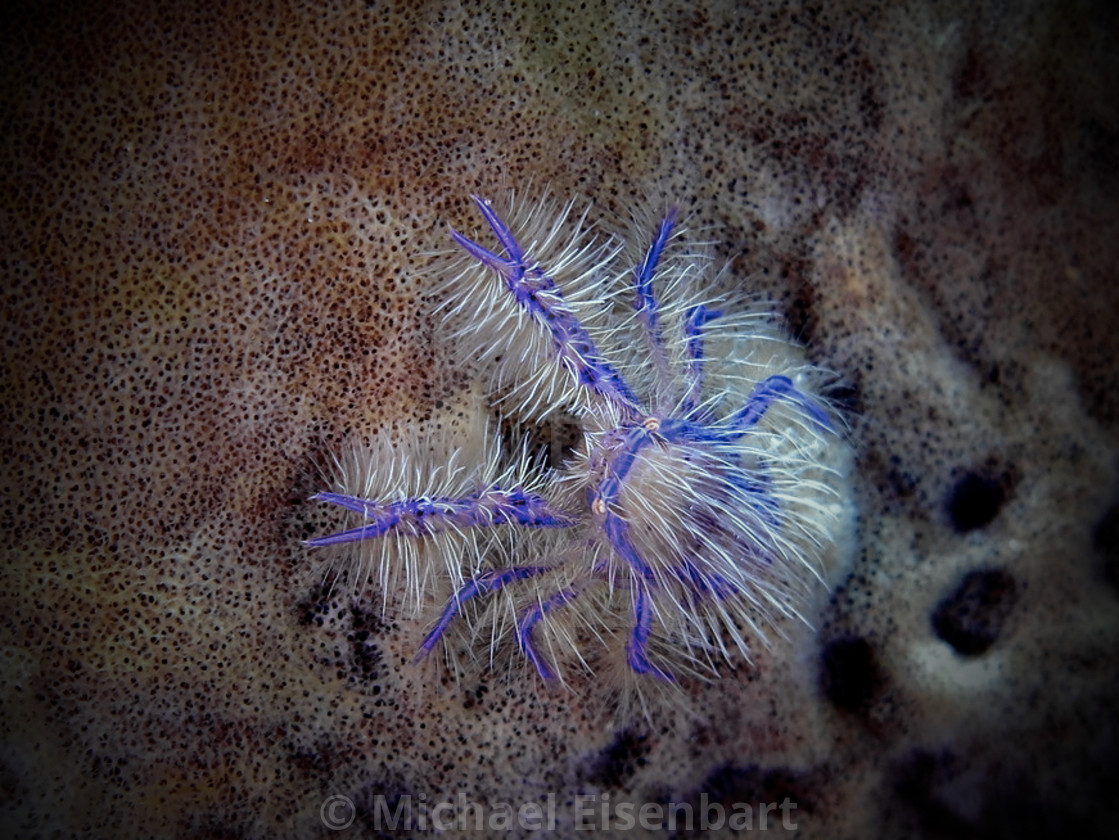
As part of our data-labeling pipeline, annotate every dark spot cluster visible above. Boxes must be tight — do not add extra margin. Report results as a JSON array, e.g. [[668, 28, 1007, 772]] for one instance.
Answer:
[[346, 605, 389, 685], [585, 728, 650, 788], [1093, 501, 1119, 594], [692, 763, 812, 817], [461, 680, 489, 710], [931, 568, 1018, 657], [498, 409, 582, 470], [946, 466, 1016, 533], [296, 583, 392, 690], [820, 635, 883, 714]]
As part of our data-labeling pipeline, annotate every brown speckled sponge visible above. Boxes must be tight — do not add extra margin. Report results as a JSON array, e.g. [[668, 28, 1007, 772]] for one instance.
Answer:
[[2, 1, 1117, 837]]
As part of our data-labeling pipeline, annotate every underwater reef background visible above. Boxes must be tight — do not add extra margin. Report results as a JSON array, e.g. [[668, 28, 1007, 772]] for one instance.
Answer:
[[2, 0, 1117, 837]]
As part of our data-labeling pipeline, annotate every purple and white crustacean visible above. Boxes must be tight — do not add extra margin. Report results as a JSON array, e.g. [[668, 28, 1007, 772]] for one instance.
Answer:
[[307, 192, 853, 684]]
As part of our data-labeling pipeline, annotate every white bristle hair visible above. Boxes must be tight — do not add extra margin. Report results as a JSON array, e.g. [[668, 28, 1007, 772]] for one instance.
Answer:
[[309, 187, 856, 711], [314, 416, 558, 620], [432, 192, 635, 423]]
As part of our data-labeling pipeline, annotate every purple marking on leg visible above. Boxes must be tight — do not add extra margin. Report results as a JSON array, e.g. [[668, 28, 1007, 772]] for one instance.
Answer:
[[727, 375, 833, 435], [416, 566, 552, 658], [589, 423, 660, 580], [447, 195, 529, 283], [477, 485, 575, 528], [627, 588, 675, 682], [633, 209, 677, 311], [517, 588, 579, 680], [304, 492, 402, 546], [657, 416, 726, 445], [304, 522, 397, 547], [674, 558, 739, 600], [720, 459, 782, 530], [604, 511, 656, 580], [632, 210, 678, 385], [450, 196, 644, 418], [449, 230, 512, 281], [657, 418, 784, 529], [681, 304, 723, 417], [589, 423, 652, 507], [305, 486, 573, 548], [468, 194, 527, 266]]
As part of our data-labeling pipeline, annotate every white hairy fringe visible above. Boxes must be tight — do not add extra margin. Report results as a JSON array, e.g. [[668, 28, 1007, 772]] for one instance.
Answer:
[[312, 188, 856, 710]]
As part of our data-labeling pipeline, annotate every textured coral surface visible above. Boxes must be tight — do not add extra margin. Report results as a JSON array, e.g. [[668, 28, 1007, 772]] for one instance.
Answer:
[[2, 0, 1117, 837]]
